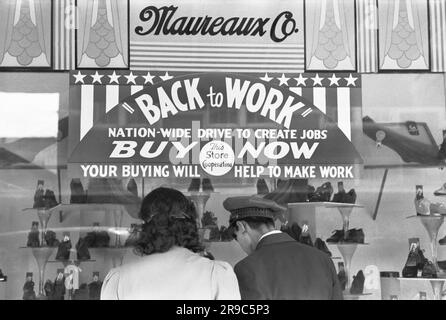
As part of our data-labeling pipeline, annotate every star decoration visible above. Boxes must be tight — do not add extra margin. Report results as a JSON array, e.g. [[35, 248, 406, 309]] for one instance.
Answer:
[[260, 73, 273, 82], [143, 72, 155, 84], [345, 74, 358, 86], [73, 71, 86, 84], [277, 73, 289, 86], [294, 74, 308, 86], [108, 71, 121, 84], [125, 72, 138, 84], [311, 73, 323, 86], [91, 71, 103, 84], [328, 74, 340, 86], [160, 72, 173, 81]]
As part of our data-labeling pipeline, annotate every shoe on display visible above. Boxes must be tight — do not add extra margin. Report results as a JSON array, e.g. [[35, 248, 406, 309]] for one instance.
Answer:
[[421, 260, 437, 278], [332, 182, 346, 203], [0, 269, 7, 282], [314, 238, 332, 257], [76, 237, 91, 261], [350, 270, 365, 295], [298, 224, 313, 247], [307, 185, 317, 202], [187, 178, 200, 192], [52, 270, 65, 300], [344, 189, 357, 204], [438, 260, 446, 270], [43, 279, 53, 298], [402, 242, 426, 277], [23, 273, 36, 300], [337, 263, 347, 291], [312, 182, 333, 202], [44, 189, 58, 209], [27, 221, 40, 247], [414, 185, 431, 216], [70, 179, 86, 204], [202, 178, 214, 193], [56, 234, 72, 261], [326, 229, 344, 243], [281, 222, 302, 242], [256, 179, 269, 195], [345, 228, 365, 244], [201, 211, 218, 227], [88, 272, 102, 300], [127, 178, 138, 197], [429, 202, 446, 215], [33, 180, 45, 209], [44, 230, 60, 247], [439, 235, 446, 245], [434, 183, 446, 196]]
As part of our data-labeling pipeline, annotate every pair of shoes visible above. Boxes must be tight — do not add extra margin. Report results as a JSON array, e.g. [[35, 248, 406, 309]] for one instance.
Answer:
[[421, 260, 437, 278], [26, 221, 40, 247], [415, 185, 446, 216], [308, 182, 333, 202], [55, 235, 72, 261], [33, 180, 45, 208], [23, 277, 36, 300], [314, 238, 332, 257], [332, 182, 357, 204], [350, 270, 365, 294], [44, 280, 53, 298], [188, 178, 214, 193], [326, 228, 365, 244], [70, 179, 86, 204], [256, 179, 269, 195], [44, 230, 60, 247]]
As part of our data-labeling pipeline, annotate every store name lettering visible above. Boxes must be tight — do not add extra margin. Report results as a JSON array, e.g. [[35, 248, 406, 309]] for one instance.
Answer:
[[135, 5, 299, 42], [133, 77, 305, 129]]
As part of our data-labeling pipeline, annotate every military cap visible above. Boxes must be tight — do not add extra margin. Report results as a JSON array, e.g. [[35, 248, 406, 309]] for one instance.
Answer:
[[223, 195, 286, 224]]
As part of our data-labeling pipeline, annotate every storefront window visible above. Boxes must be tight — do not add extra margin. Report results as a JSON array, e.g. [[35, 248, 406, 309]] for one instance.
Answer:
[[1, 0, 446, 302]]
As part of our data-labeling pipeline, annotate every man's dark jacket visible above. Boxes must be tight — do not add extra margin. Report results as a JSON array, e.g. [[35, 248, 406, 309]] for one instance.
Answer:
[[234, 232, 343, 300]]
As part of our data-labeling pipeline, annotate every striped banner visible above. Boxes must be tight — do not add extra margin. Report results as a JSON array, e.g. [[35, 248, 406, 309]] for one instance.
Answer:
[[53, 0, 75, 70], [69, 71, 361, 154], [130, 42, 305, 73], [356, 0, 378, 73], [430, 0, 446, 72]]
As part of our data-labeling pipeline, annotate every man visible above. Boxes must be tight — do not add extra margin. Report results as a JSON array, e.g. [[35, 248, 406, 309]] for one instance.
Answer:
[[224, 195, 343, 300]]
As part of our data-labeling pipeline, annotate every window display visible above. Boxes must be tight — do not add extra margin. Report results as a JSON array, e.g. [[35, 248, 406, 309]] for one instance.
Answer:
[[1, 0, 446, 301]]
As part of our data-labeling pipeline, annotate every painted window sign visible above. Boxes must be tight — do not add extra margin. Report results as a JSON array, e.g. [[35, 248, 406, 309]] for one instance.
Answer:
[[305, 0, 357, 71], [76, 0, 129, 69], [378, 0, 430, 71], [0, 0, 52, 68]]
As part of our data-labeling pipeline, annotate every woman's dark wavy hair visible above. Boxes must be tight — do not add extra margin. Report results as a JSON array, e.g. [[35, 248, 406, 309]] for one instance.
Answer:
[[134, 187, 204, 256]]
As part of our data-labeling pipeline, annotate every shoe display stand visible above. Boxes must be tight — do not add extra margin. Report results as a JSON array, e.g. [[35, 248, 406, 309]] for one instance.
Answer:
[[397, 277, 446, 300], [19, 247, 55, 298], [406, 215, 445, 274], [288, 202, 367, 296], [185, 192, 218, 228]]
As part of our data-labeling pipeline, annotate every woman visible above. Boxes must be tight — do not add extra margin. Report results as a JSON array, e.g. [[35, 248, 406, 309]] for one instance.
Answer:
[[101, 187, 240, 300]]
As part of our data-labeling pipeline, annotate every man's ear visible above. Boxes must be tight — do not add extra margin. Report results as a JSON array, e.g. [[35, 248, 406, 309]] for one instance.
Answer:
[[236, 220, 246, 233]]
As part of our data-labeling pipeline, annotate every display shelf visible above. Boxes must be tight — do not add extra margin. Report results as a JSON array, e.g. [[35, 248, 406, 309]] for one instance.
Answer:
[[406, 215, 444, 272], [398, 277, 446, 300], [343, 292, 373, 300], [287, 202, 364, 242], [19, 246, 55, 298]]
